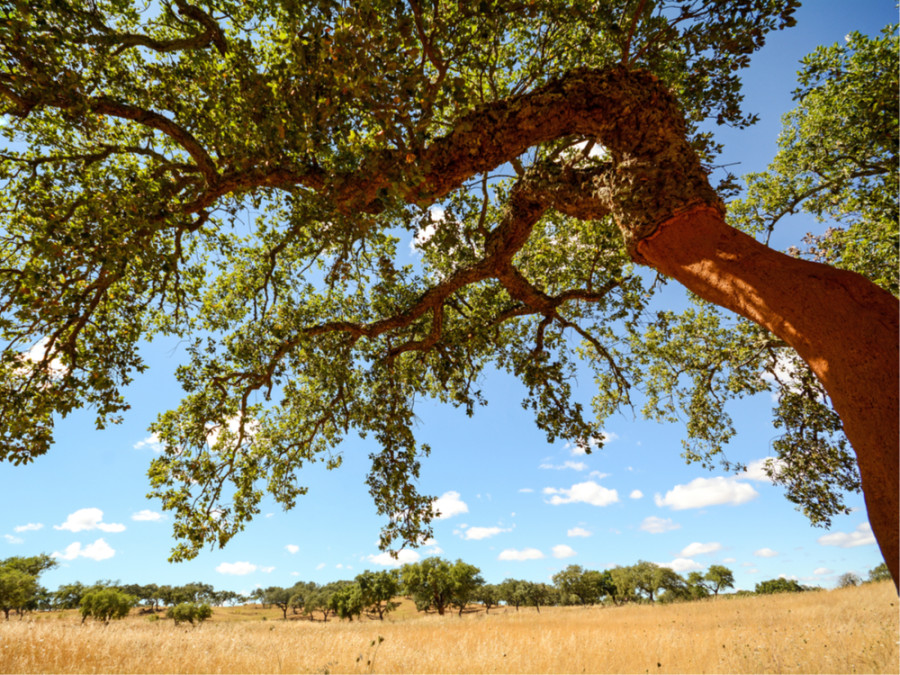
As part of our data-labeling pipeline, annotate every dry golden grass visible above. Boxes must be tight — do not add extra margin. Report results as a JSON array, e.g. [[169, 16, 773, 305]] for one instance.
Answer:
[[2, 581, 897, 674]]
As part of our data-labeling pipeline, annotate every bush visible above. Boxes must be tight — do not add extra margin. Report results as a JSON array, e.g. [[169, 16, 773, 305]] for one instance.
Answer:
[[166, 602, 212, 626]]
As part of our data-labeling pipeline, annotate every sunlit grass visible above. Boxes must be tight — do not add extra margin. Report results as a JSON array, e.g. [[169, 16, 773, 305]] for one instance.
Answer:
[[2, 581, 896, 673]]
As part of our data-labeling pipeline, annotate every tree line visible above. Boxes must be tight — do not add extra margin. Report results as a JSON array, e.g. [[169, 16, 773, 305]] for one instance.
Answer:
[[1, 554, 891, 624]]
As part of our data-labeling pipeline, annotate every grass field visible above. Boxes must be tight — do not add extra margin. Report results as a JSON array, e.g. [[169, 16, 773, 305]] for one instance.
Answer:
[[1, 581, 897, 673]]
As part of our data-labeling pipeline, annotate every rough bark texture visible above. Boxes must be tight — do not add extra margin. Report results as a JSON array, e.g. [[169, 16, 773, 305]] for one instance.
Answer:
[[636, 206, 900, 589]]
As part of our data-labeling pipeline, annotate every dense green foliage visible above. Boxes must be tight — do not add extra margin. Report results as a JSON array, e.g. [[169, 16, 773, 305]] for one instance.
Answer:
[[166, 601, 213, 625], [1, 0, 893, 562], [0, 554, 56, 620], [80, 588, 136, 624]]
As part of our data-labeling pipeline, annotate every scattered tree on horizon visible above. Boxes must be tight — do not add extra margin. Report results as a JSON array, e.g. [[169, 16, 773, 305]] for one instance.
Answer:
[[80, 588, 136, 625]]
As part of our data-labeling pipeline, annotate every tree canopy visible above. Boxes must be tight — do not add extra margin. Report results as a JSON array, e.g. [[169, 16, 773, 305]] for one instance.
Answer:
[[0, 0, 896, 577]]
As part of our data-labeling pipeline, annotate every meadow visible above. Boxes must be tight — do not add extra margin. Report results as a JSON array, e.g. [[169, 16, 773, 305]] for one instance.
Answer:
[[1, 581, 897, 674]]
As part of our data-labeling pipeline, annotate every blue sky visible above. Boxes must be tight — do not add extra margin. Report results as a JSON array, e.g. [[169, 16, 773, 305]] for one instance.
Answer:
[[1, 1, 894, 596]]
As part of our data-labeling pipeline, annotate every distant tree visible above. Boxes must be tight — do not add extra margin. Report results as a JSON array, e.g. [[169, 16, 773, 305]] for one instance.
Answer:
[[166, 602, 212, 626], [356, 570, 400, 620], [331, 583, 364, 622], [156, 585, 177, 608], [553, 565, 594, 606], [755, 578, 805, 594], [261, 586, 293, 620], [304, 588, 334, 622], [836, 572, 862, 588], [0, 568, 38, 620], [498, 579, 527, 612], [686, 572, 712, 600], [2, 555, 57, 577], [401, 557, 455, 616], [80, 588, 136, 625], [475, 584, 500, 614], [867, 563, 892, 583], [52, 582, 88, 610], [608, 566, 639, 605], [703, 565, 735, 597], [522, 582, 555, 613], [448, 560, 484, 617], [632, 561, 666, 602]]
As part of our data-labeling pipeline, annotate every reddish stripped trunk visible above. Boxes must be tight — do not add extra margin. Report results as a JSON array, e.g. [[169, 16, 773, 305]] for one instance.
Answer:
[[636, 206, 899, 590]]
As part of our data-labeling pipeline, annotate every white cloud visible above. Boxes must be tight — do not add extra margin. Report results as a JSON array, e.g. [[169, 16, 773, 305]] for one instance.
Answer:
[[216, 561, 258, 575], [539, 461, 588, 471], [14, 523, 43, 533], [411, 207, 445, 251], [567, 527, 591, 538], [817, 522, 876, 549], [657, 558, 702, 573], [133, 433, 164, 453], [285, 545, 299, 554], [568, 431, 618, 456], [629, 490, 644, 500], [316, 563, 326, 570], [52, 538, 115, 561], [722, 557, 737, 564], [640, 516, 680, 534], [543, 481, 619, 507], [754, 548, 778, 558], [552, 544, 577, 559], [680, 542, 722, 557], [366, 549, 421, 567], [54, 508, 125, 533], [260, 566, 275, 573], [461, 526, 510, 541], [654, 477, 758, 510], [741, 457, 786, 483], [498, 548, 544, 561], [4, 535, 23, 544], [518, 488, 534, 493], [20, 337, 68, 378], [206, 413, 259, 450], [432, 491, 469, 519], [131, 510, 162, 522], [813, 567, 833, 576]]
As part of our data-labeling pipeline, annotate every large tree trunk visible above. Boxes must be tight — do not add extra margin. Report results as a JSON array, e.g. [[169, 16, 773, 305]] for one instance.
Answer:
[[635, 205, 899, 589]]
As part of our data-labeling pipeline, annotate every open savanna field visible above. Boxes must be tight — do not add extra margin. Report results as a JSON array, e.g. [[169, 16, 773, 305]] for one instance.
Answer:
[[2, 581, 897, 674]]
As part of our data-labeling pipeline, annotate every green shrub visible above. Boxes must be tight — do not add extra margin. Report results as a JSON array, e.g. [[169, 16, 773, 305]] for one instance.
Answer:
[[166, 602, 212, 626]]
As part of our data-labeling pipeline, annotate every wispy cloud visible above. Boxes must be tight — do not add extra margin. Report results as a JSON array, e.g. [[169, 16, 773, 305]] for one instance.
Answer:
[[539, 461, 588, 471], [55, 508, 125, 533], [817, 522, 876, 549], [655, 477, 758, 510], [640, 516, 680, 534], [754, 548, 778, 558], [133, 433, 163, 453], [568, 431, 618, 456], [498, 548, 544, 561], [567, 527, 591, 538], [459, 526, 510, 541], [131, 510, 162, 522], [4, 534, 23, 544], [543, 481, 619, 507], [13, 523, 43, 533]]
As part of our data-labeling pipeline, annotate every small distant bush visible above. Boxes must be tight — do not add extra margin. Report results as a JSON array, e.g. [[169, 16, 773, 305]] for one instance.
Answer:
[[754, 578, 805, 595], [166, 602, 212, 626]]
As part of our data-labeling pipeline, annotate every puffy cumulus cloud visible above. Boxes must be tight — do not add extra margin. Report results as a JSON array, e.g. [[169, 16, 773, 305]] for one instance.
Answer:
[[552, 544, 577, 559], [285, 545, 299, 554], [432, 491, 469, 519], [133, 433, 164, 453], [54, 508, 125, 533], [460, 526, 510, 541], [4, 534, 23, 544], [216, 561, 258, 575], [817, 522, 876, 549], [366, 549, 421, 567], [629, 490, 644, 500], [639, 516, 680, 534], [567, 527, 591, 538], [657, 558, 702, 573], [498, 548, 544, 561], [654, 477, 758, 510], [679, 542, 722, 557], [539, 461, 588, 471], [131, 510, 162, 522], [14, 523, 43, 533], [754, 548, 778, 558], [52, 538, 115, 561], [740, 457, 786, 483], [543, 481, 619, 507]]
